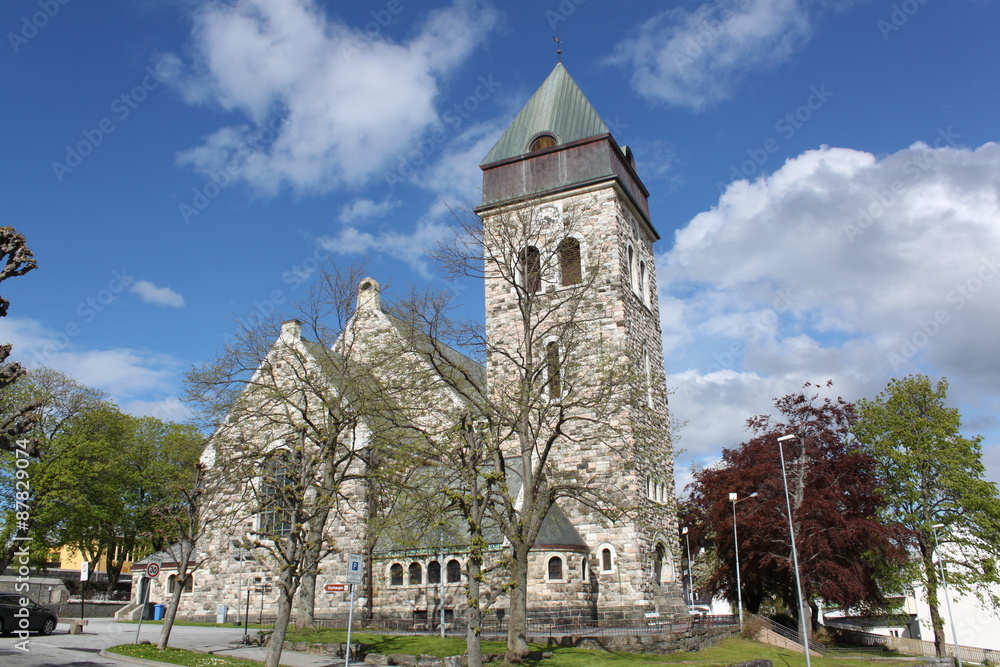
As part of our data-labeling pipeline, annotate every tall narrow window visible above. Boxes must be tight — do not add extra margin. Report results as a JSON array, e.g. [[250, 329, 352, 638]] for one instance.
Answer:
[[644, 350, 653, 408], [601, 548, 613, 572], [639, 261, 647, 303], [558, 237, 582, 286], [546, 341, 561, 399], [520, 246, 541, 294], [258, 450, 294, 538], [581, 557, 588, 582], [390, 563, 403, 586], [428, 560, 441, 584], [446, 559, 462, 583], [653, 543, 665, 585], [548, 556, 563, 580], [627, 245, 636, 291]]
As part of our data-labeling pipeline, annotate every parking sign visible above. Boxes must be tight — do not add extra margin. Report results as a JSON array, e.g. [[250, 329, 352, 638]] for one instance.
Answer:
[[346, 554, 363, 584]]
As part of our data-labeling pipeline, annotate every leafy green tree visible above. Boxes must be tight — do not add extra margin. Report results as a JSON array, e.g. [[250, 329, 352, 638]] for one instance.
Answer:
[[855, 375, 1000, 656], [0, 368, 108, 572]]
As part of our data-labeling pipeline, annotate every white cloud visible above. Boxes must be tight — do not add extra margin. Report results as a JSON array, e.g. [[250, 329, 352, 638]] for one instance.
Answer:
[[661, 141, 1000, 486], [166, 0, 498, 195], [130, 280, 185, 308], [337, 198, 400, 224], [609, 0, 813, 110], [0, 317, 185, 415], [319, 219, 453, 279], [121, 397, 192, 423]]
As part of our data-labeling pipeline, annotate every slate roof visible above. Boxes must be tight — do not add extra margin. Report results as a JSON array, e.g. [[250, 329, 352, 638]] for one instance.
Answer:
[[480, 63, 610, 166]]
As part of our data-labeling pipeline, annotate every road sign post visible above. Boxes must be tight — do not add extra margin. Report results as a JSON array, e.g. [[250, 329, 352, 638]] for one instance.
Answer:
[[345, 554, 363, 667]]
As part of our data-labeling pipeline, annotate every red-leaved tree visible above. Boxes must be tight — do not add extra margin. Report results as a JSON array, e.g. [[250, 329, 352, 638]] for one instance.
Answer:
[[686, 382, 911, 636]]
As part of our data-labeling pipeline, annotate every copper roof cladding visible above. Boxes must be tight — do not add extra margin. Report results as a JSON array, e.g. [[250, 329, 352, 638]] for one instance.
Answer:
[[478, 64, 656, 238], [480, 63, 609, 166]]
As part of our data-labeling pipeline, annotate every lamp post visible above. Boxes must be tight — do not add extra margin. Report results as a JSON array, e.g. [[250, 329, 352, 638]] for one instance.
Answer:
[[729, 491, 758, 627], [777, 433, 811, 667], [681, 526, 693, 608], [931, 523, 963, 667]]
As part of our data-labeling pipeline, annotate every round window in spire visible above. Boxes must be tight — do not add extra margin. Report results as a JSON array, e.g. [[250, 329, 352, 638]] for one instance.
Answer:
[[529, 134, 557, 152]]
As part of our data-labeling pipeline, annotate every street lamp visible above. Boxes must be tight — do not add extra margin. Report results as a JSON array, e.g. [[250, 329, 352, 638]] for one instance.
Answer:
[[777, 433, 811, 667], [729, 491, 758, 627], [681, 526, 694, 608], [931, 523, 963, 667]]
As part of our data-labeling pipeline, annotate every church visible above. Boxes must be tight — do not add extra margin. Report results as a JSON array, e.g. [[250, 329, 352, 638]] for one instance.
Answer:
[[125, 63, 688, 626]]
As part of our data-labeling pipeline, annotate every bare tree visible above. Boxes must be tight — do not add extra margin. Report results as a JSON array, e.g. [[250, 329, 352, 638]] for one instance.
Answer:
[[392, 202, 659, 663], [0, 226, 39, 456], [186, 265, 402, 667]]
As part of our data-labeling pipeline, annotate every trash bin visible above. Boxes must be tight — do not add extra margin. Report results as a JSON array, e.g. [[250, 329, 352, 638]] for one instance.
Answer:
[[216, 604, 228, 624], [143, 602, 155, 620], [153, 604, 166, 621]]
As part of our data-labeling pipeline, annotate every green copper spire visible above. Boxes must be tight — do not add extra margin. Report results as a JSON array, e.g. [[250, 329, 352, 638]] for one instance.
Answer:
[[480, 63, 610, 166]]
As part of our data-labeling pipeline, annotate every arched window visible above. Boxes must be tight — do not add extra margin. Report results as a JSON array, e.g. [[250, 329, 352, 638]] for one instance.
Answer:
[[643, 350, 653, 408], [558, 237, 582, 286], [258, 450, 294, 538], [547, 556, 563, 581], [546, 341, 561, 399], [520, 246, 541, 294], [390, 563, 403, 586], [653, 543, 664, 585], [581, 556, 588, 582], [638, 261, 647, 304], [627, 245, 636, 291], [653, 543, 675, 584], [601, 548, 613, 573], [529, 134, 557, 152], [408, 562, 423, 585], [446, 559, 462, 583], [168, 574, 193, 594], [427, 560, 441, 584]]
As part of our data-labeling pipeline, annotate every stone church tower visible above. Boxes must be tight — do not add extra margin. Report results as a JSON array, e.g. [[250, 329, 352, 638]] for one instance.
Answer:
[[476, 64, 687, 619]]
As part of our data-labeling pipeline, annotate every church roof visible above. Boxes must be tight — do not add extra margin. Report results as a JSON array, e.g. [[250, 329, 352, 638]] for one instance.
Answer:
[[480, 63, 610, 166]]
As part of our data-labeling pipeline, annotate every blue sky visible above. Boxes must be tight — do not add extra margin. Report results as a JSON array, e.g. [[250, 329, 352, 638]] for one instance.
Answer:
[[2, 0, 999, 487]]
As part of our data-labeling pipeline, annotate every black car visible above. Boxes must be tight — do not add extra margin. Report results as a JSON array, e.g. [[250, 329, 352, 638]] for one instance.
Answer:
[[0, 594, 58, 635]]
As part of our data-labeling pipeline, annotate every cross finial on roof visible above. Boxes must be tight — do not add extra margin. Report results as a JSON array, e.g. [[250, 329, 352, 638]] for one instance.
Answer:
[[553, 35, 562, 63]]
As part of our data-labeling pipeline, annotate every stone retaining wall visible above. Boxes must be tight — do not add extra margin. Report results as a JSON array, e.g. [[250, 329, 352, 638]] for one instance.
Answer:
[[568, 623, 738, 654]]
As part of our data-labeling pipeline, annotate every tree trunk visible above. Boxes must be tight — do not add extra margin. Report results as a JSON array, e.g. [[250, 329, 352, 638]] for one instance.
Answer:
[[466, 533, 484, 667], [157, 569, 187, 649], [921, 542, 947, 656], [295, 569, 316, 630], [505, 547, 530, 664], [264, 574, 298, 667]]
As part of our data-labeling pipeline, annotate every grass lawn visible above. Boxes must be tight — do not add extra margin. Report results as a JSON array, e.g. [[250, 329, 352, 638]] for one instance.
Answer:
[[109, 631, 922, 667], [106, 644, 264, 666], [278, 630, 914, 667]]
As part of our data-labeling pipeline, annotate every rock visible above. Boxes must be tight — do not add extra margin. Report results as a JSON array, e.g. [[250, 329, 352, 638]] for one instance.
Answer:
[[388, 654, 417, 666], [365, 654, 389, 665]]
